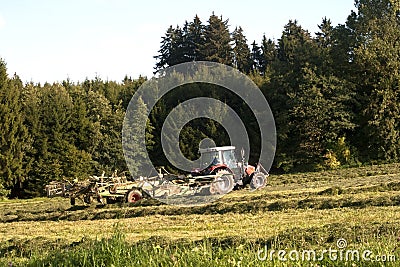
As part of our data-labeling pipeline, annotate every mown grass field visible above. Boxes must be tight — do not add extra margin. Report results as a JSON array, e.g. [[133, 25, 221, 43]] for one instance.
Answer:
[[1, 163, 400, 266]]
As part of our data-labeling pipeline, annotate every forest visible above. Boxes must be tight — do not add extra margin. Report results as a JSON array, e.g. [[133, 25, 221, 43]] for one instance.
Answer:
[[1, 0, 400, 198]]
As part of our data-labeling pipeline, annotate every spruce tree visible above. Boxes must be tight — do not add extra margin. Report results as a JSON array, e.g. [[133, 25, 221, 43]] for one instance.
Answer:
[[154, 26, 175, 72], [202, 13, 233, 65], [232, 26, 251, 73], [316, 17, 333, 49], [123, 96, 154, 176], [187, 15, 206, 61], [260, 35, 277, 75], [0, 60, 28, 196], [250, 40, 263, 73]]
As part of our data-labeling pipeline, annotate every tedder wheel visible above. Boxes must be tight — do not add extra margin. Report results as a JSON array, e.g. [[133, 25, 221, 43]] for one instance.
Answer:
[[84, 195, 93, 204], [70, 197, 76, 206], [211, 170, 235, 195], [250, 172, 267, 190], [126, 189, 143, 203], [97, 196, 105, 205]]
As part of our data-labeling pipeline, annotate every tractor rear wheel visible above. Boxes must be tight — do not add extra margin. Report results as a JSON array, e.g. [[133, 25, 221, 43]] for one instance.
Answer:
[[250, 172, 267, 190], [211, 170, 235, 195], [126, 189, 143, 203]]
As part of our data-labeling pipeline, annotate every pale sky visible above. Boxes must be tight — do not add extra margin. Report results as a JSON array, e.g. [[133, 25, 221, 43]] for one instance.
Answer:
[[0, 0, 356, 84]]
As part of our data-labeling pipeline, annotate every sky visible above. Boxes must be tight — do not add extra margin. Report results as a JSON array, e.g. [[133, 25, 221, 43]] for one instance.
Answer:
[[0, 0, 356, 84]]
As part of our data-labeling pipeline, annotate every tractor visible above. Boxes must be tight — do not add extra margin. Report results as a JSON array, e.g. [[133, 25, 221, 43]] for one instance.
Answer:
[[190, 146, 268, 195]]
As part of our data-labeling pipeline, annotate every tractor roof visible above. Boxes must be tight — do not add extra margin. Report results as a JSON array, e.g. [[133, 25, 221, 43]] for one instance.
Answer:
[[199, 146, 236, 153]]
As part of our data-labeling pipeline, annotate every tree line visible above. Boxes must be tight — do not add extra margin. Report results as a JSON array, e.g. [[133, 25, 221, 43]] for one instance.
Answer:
[[154, 0, 400, 171], [1, 0, 399, 197]]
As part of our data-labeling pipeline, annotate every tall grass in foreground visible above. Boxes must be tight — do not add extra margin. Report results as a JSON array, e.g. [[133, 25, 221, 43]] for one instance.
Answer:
[[1, 229, 397, 267]]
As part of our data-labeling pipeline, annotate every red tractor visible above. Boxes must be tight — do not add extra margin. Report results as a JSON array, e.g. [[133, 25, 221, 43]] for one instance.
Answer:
[[190, 146, 268, 195]]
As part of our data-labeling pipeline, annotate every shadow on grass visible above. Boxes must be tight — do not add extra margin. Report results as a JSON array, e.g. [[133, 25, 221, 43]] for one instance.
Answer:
[[66, 205, 91, 212]]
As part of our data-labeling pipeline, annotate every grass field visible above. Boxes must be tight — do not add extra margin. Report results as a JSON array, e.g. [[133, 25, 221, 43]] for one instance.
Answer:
[[1, 163, 400, 266]]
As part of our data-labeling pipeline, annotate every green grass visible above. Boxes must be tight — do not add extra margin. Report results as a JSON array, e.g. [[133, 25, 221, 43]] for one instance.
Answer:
[[1, 227, 398, 266], [1, 163, 400, 266]]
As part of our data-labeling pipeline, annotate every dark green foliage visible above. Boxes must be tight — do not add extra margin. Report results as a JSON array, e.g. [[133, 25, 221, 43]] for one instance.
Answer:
[[147, 81, 232, 173], [0, 61, 29, 197], [123, 96, 154, 176], [186, 15, 206, 61], [22, 84, 91, 196], [264, 18, 358, 171], [202, 13, 233, 65], [154, 25, 179, 72], [154, 13, 235, 71], [350, 0, 400, 162], [232, 26, 252, 73], [260, 35, 277, 75], [154, 25, 189, 72], [250, 40, 263, 73], [0, 73, 151, 197]]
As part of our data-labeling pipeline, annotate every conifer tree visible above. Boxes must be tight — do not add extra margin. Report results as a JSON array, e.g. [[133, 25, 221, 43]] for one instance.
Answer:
[[0, 60, 28, 196], [260, 35, 277, 75], [232, 26, 251, 73], [351, 0, 400, 161], [250, 40, 263, 73], [187, 15, 206, 61], [123, 96, 154, 176], [154, 26, 177, 72], [202, 13, 233, 65]]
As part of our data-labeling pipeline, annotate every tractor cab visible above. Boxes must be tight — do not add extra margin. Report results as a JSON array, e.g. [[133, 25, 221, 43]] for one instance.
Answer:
[[191, 145, 268, 191], [199, 146, 238, 171], [193, 146, 244, 183]]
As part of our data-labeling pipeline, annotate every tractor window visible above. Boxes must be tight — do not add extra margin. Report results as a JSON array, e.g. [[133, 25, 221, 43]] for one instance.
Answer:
[[201, 151, 219, 168], [223, 150, 237, 169]]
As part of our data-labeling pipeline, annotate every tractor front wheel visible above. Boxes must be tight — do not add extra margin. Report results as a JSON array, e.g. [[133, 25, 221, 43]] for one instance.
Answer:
[[250, 172, 267, 190]]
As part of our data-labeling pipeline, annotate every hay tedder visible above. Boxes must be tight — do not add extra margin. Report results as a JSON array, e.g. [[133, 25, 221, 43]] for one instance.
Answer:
[[45, 171, 148, 205], [45, 146, 269, 205]]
